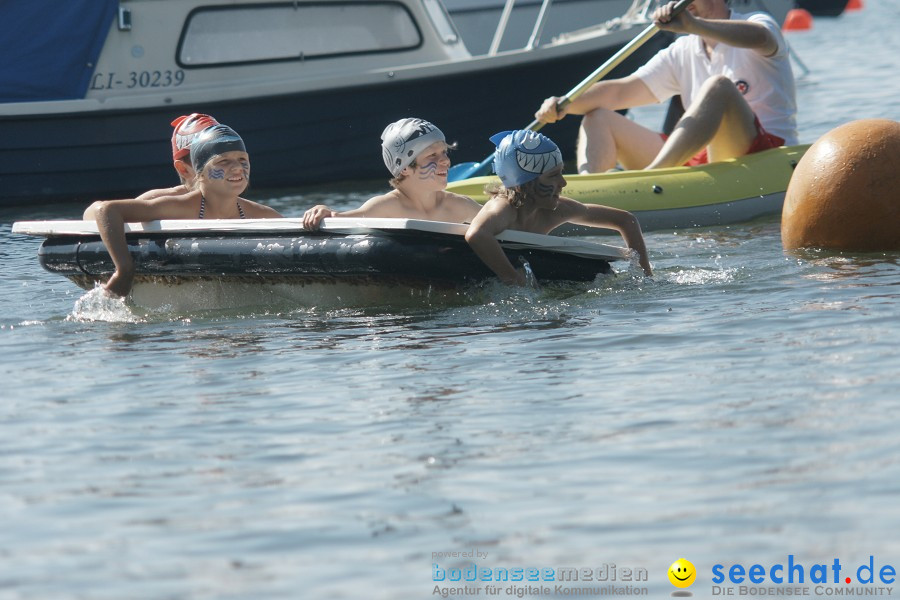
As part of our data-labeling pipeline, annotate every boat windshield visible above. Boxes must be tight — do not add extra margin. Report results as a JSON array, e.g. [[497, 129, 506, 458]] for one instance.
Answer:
[[178, 2, 422, 67]]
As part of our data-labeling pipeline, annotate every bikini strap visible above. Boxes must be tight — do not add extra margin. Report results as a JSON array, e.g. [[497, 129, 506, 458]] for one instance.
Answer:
[[199, 193, 245, 219]]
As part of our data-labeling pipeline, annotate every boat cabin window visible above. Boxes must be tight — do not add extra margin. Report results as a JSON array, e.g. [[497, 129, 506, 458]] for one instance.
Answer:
[[178, 2, 422, 67]]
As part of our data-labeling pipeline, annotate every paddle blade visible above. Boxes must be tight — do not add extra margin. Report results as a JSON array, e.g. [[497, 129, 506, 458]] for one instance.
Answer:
[[448, 156, 494, 182]]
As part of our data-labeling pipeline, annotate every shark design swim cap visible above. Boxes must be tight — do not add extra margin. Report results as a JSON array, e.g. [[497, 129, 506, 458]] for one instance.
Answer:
[[490, 130, 563, 188], [381, 118, 446, 177], [170, 113, 219, 161], [190, 125, 246, 173]]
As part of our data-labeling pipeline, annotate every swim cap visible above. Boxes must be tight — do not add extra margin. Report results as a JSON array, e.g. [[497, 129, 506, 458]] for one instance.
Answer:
[[381, 118, 446, 176], [190, 124, 246, 173], [170, 113, 219, 161], [490, 130, 563, 188]]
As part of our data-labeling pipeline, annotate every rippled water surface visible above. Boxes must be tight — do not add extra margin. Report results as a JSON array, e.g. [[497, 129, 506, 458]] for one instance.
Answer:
[[2, 3, 899, 598]]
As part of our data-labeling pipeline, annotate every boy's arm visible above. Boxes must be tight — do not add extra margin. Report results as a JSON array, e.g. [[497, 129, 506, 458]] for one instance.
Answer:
[[655, 1, 778, 55], [464, 201, 525, 286], [302, 194, 398, 230], [83, 186, 189, 219], [560, 199, 653, 276], [536, 76, 658, 123], [94, 197, 196, 296]]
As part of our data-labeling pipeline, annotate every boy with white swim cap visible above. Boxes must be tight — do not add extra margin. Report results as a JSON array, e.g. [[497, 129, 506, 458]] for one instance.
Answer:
[[91, 123, 281, 298], [465, 130, 652, 285], [303, 118, 481, 229]]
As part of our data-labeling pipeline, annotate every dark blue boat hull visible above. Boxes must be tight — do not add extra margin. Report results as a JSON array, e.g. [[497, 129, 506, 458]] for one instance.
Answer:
[[0, 35, 670, 206]]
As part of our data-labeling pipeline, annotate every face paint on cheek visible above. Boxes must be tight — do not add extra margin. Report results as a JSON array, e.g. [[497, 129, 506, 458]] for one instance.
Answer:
[[242, 164, 250, 180], [417, 162, 439, 180], [536, 181, 556, 197], [208, 167, 226, 180]]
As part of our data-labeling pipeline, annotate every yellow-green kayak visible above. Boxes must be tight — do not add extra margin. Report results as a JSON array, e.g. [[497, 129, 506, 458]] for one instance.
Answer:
[[447, 144, 809, 232]]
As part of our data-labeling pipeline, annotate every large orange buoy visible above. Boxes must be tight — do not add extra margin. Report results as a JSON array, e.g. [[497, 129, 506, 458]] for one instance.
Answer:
[[782, 119, 900, 251], [782, 8, 813, 31]]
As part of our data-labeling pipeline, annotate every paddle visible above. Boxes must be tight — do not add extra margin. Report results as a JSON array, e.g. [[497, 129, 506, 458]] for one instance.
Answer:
[[447, 0, 695, 183]]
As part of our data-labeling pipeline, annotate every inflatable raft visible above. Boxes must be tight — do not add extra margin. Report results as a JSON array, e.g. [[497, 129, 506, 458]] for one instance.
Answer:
[[447, 144, 809, 233], [12, 218, 628, 310]]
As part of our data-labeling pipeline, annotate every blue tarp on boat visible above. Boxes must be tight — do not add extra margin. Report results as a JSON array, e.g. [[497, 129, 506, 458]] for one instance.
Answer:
[[0, 0, 117, 103]]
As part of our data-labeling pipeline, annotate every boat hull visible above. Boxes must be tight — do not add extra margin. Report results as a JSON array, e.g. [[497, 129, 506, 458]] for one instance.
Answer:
[[0, 33, 668, 206], [447, 145, 809, 232]]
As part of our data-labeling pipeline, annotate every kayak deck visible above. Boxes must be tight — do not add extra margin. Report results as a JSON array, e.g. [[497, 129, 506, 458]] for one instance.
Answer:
[[447, 144, 809, 232]]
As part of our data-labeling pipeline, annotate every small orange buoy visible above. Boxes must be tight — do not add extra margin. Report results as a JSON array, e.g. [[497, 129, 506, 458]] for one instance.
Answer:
[[782, 119, 900, 252], [846, 0, 863, 10], [783, 8, 813, 31]]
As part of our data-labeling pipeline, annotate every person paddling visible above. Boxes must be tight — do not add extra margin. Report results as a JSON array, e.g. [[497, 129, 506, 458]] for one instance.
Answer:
[[93, 124, 281, 297], [465, 130, 652, 286], [535, 0, 797, 172], [302, 118, 482, 229]]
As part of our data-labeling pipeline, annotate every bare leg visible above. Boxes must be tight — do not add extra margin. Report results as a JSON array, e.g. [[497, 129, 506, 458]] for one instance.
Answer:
[[646, 75, 758, 169], [576, 108, 665, 173]]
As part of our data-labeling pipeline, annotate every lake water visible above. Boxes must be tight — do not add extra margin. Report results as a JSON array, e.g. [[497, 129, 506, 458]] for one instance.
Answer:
[[2, 2, 899, 598]]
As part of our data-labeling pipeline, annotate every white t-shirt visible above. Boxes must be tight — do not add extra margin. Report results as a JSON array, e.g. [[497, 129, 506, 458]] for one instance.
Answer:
[[633, 10, 798, 145]]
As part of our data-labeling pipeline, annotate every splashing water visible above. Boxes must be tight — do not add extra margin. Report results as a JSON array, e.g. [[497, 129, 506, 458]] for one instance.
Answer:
[[67, 285, 144, 323], [622, 248, 648, 278], [518, 256, 540, 290], [666, 267, 737, 286]]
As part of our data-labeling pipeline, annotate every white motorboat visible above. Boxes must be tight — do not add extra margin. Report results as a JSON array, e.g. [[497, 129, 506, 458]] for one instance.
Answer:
[[0, 0, 671, 206]]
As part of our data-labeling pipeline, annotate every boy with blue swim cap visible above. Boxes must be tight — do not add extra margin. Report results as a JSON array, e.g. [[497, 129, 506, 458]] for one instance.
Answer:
[[465, 130, 652, 285], [490, 129, 563, 189]]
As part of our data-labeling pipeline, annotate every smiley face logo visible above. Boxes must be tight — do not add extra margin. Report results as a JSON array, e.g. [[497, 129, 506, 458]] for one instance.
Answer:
[[668, 558, 696, 588]]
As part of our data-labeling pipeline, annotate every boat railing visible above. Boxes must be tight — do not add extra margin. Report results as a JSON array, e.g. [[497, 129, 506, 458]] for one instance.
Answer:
[[485, 0, 655, 56]]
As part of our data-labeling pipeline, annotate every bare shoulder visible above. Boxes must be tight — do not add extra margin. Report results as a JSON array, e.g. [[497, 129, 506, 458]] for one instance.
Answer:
[[553, 196, 587, 217], [98, 191, 200, 221], [438, 190, 482, 222], [346, 190, 404, 217], [148, 191, 203, 218], [471, 196, 515, 231], [442, 190, 481, 207], [135, 184, 189, 201], [240, 198, 282, 218]]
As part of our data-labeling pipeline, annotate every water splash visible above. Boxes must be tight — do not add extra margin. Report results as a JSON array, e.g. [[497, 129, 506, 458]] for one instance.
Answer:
[[67, 285, 145, 323], [666, 267, 737, 286], [623, 248, 649, 278], [518, 256, 540, 290]]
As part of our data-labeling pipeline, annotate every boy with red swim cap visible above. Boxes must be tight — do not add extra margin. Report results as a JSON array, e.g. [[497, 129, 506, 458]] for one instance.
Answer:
[[83, 113, 221, 219], [169, 113, 219, 185]]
